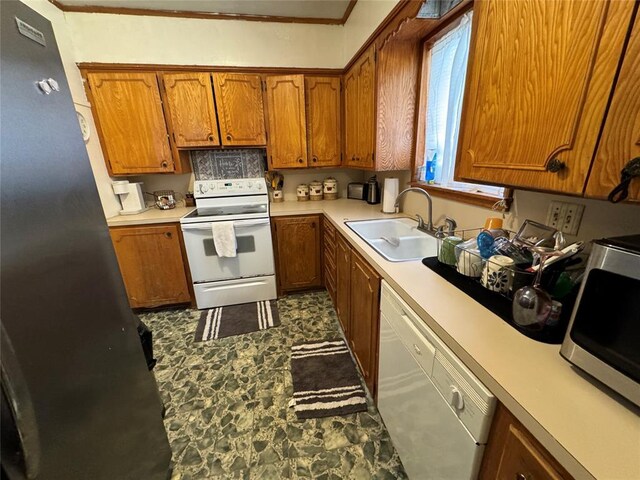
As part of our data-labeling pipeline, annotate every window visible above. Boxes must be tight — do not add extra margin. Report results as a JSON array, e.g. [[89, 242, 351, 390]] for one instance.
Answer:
[[418, 12, 504, 198]]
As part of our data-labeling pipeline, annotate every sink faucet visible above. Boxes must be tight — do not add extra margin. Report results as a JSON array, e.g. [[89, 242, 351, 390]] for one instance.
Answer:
[[394, 187, 434, 233]]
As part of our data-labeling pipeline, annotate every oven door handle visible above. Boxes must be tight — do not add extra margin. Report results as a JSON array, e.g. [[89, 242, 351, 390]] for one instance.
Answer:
[[181, 219, 270, 231]]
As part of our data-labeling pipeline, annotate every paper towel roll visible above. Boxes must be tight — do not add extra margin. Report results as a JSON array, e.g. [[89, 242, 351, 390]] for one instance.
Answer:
[[382, 177, 399, 213]]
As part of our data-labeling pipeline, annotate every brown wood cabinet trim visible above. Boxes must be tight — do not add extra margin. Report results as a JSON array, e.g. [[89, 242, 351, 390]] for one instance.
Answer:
[[79, 63, 342, 76], [409, 181, 513, 211], [50, 0, 358, 25]]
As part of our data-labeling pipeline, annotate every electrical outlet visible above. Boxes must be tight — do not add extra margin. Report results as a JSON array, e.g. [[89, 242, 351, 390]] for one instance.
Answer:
[[561, 203, 585, 235], [546, 201, 565, 229], [546, 201, 585, 235]]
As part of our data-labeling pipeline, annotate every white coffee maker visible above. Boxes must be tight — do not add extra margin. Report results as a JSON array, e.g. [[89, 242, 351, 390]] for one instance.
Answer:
[[112, 180, 148, 215]]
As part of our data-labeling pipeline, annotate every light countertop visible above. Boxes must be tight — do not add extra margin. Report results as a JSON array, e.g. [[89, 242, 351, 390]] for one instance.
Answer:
[[106, 206, 195, 227], [271, 199, 640, 480]]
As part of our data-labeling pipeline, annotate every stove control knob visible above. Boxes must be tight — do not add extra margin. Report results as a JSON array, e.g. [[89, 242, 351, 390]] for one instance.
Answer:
[[246, 181, 253, 189], [256, 183, 264, 190], [199, 184, 209, 194], [209, 183, 216, 190]]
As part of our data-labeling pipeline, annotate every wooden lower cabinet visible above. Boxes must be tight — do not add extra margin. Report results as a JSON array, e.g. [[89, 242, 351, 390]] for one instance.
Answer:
[[333, 230, 381, 397], [323, 217, 337, 305], [479, 403, 573, 480], [109, 224, 191, 308], [349, 249, 381, 395], [272, 215, 323, 293], [335, 233, 351, 337]]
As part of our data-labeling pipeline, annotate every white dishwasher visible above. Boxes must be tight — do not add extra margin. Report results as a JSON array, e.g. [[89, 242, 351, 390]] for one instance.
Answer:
[[378, 281, 496, 479]]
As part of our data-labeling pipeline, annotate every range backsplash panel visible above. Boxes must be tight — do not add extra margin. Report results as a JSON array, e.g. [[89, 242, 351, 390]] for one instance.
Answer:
[[191, 149, 267, 180]]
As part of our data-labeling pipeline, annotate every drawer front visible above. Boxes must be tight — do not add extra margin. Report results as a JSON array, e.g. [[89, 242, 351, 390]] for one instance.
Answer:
[[324, 217, 336, 241], [497, 424, 564, 480]]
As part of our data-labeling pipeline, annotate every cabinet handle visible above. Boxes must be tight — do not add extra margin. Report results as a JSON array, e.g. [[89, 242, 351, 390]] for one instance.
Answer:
[[208, 134, 215, 141], [547, 158, 566, 173], [298, 158, 304, 164], [226, 134, 232, 141], [515, 474, 528, 480], [161, 161, 168, 168], [352, 155, 356, 162], [312, 156, 318, 163], [164, 232, 172, 239]]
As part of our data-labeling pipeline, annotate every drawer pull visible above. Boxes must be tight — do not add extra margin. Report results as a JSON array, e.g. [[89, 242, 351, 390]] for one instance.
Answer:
[[164, 232, 172, 239], [413, 344, 421, 355], [515, 474, 529, 480]]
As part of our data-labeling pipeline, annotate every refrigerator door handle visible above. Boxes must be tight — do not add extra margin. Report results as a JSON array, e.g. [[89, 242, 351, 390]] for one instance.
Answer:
[[1, 323, 41, 479]]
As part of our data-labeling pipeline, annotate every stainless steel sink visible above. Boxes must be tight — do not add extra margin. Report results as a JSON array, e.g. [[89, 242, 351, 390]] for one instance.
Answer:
[[346, 218, 438, 262]]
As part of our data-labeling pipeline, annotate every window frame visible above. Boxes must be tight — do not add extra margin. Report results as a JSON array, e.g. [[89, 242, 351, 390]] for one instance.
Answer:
[[411, 11, 513, 211]]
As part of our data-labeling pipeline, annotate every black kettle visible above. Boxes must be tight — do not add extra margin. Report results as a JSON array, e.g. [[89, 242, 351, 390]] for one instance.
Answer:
[[366, 175, 380, 205]]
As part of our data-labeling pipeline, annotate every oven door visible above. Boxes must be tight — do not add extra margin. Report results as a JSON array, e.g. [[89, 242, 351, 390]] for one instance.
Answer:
[[181, 218, 274, 283]]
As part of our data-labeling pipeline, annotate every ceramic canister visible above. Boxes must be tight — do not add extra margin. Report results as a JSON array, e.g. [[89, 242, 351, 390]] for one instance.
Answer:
[[481, 255, 515, 294], [323, 177, 338, 200], [309, 180, 323, 200], [297, 184, 309, 201]]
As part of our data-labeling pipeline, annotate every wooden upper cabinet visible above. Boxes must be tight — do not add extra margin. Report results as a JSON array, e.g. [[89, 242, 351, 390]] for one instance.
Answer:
[[212, 73, 266, 146], [109, 224, 191, 308], [357, 47, 376, 169], [306, 76, 341, 167], [266, 75, 308, 169], [343, 67, 359, 168], [162, 72, 220, 148], [455, 0, 636, 194], [87, 72, 173, 175], [343, 46, 376, 169], [585, 15, 640, 202]]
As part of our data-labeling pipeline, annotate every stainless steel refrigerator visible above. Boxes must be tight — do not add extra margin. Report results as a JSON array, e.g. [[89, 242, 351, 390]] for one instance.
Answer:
[[0, 2, 172, 478]]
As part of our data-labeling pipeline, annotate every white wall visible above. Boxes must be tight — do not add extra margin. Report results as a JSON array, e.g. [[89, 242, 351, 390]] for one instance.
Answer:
[[401, 188, 640, 245], [342, 0, 400, 64], [64, 12, 344, 68], [20, 0, 122, 218]]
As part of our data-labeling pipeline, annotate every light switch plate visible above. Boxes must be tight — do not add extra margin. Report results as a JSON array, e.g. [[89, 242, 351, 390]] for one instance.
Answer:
[[561, 203, 585, 235]]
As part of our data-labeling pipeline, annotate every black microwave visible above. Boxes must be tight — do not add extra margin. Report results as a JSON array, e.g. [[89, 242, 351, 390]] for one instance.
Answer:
[[560, 235, 640, 407]]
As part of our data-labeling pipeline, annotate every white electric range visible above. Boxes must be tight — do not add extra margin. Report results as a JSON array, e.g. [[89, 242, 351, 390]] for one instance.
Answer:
[[180, 178, 276, 309]]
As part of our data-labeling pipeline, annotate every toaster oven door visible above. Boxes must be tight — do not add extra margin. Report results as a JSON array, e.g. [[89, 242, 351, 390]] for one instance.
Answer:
[[560, 243, 640, 406]]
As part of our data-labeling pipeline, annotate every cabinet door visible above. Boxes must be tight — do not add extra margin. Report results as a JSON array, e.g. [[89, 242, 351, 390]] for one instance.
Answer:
[[274, 216, 322, 291], [306, 76, 341, 167], [455, 0, 635, 194], [357, 46, 376, 169], [266, 75, 308, 169], [336, 233, 352, 338], [109, 224, 191, 308], [162, 72, 220, 148], [343, 67, 360, 167], [479, 404, 572, 480], [87, 72, 173, 175], [585, 16, 640, 202], [212, 73, 266, 146], [349, 249, 380, 395]]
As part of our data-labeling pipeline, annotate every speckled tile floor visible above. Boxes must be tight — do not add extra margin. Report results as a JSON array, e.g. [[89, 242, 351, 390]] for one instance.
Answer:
[[141, 291, 407, 479]]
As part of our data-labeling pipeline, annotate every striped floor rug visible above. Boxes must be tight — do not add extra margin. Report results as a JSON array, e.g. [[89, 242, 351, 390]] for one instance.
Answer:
[[194, 300, 280, 341], [290, 339, 368, 419]]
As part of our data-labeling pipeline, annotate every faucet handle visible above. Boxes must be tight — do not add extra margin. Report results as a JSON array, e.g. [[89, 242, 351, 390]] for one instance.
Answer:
[[415, 214, 425, 229], [444, 216, 457, 235]]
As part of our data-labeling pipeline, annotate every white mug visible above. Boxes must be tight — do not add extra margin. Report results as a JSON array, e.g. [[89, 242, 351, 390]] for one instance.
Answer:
[[481, 255, 515, 293], [457, 248, 483, 277]]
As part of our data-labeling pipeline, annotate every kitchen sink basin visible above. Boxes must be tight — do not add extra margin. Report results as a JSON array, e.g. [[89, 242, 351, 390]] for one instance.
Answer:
[[346, 218, 438, 262]]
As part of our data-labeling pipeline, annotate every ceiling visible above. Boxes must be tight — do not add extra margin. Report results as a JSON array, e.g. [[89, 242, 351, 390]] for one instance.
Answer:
[[52, 0, 356, 23]]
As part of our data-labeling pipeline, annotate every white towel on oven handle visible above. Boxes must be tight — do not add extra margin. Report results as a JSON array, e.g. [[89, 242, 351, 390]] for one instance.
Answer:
[[211, 221, 237, 258]]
